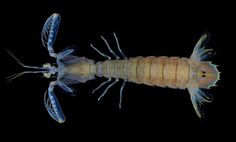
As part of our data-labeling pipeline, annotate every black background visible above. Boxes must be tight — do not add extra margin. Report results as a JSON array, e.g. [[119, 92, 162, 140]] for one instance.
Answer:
[[1, 0, 234, 139]]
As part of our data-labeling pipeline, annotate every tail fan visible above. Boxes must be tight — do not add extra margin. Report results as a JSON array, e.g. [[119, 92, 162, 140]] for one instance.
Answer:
[[188, 33, 220, 118], [188, 88, 212, 118]]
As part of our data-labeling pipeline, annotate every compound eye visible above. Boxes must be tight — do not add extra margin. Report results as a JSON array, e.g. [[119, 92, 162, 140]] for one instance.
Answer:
[[43, 63, 52, 68], [43, 73, 51, 78]]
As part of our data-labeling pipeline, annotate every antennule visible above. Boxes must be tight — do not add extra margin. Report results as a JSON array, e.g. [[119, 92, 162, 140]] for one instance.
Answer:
[[5, 49, 44, 70], [6, 70, 48, 84]]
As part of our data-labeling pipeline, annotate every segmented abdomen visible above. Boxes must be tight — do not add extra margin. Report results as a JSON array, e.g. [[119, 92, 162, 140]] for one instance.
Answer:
[[96, 56, 190, 89]]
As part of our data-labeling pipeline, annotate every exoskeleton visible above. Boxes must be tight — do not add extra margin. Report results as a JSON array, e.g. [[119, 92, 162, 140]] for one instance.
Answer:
[[7, 13, 220, 123]]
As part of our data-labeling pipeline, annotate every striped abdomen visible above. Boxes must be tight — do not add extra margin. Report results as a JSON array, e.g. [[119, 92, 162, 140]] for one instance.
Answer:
[[96, 56, 190, 89]]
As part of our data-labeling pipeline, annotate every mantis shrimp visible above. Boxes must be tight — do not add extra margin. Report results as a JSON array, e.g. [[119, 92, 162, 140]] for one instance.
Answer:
[[7, 13, 220, 123]]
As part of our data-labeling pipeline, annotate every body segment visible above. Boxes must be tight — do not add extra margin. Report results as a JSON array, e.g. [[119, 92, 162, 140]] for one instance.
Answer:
[[95, 56, 191, 89]]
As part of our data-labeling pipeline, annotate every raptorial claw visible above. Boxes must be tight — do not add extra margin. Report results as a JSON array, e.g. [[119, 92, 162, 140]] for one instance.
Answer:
[[41, 13, 61, 57], [57, 49, 74, 60], [57, 81, 74, 94], [44, 82, 66, 123]]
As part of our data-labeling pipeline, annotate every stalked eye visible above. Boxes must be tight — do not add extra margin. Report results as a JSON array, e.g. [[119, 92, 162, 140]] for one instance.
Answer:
[[43, 63, 52, 78], [43, 63, 52, 68], [44, 73, 51, 78]]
